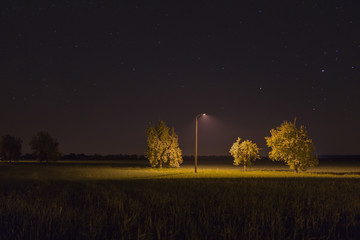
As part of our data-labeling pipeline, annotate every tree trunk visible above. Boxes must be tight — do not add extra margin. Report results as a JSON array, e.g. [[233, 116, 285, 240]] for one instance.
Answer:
[[159, 160, 162, 168], [244, 165, 247, 172], [294, 165, 298, 173]]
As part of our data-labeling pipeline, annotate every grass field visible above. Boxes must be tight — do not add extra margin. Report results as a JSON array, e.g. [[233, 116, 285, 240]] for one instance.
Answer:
[[1, 161, 360, 239]]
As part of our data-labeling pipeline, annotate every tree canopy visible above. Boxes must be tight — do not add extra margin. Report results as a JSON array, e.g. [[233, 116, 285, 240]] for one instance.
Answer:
[[145, 121, 183, 168], [30, 131, 61, 163], [0, 134, 22, 163], [265, 119, 318, 172], [229, 138, 260, 171]]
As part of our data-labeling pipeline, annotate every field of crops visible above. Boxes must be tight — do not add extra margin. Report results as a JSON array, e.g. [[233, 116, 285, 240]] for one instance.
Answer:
[[0, 161, 359, 239]]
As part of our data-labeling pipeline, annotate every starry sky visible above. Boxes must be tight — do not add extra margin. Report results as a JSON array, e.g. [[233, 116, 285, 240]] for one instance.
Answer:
[[1, 0, 360, 156]]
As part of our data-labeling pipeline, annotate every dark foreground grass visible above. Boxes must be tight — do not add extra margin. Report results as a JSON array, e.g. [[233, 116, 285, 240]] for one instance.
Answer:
[[1, 178, 360, 240]]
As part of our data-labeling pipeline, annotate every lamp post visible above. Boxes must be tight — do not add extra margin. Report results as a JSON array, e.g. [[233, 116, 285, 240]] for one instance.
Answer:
[[195, 113, 206, 173]]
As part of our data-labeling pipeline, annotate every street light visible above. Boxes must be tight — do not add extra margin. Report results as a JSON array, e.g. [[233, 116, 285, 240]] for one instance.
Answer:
[[195, 113, 206, 173]]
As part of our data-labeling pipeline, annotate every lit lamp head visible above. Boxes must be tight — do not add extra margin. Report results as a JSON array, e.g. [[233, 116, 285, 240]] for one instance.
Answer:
[[196, 113, 206, 118]]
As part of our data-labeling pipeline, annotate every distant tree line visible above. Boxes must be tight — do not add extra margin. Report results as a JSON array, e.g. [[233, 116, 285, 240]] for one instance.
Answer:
[[61, 153, 144, 161], [0, 131, 60, 163], [0, 131, 144, 163], [21, 153, 145, 161], [182, 155, 233, 162]]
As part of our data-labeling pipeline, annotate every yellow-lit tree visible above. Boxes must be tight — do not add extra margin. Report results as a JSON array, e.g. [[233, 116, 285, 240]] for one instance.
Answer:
[[145, 121, 183, 168], [265, 119, 318, 172], [230, 138, 260, 171]]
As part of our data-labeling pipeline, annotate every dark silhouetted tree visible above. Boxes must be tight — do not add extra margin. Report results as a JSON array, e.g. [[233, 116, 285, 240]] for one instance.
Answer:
[[30, 131, 61, 163], [0, 134, 22, 163], [145, 121, 183, 168], [265, 119, 318, 172]]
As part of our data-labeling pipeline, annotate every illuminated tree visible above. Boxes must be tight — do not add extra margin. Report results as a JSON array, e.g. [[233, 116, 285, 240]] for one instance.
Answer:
[[230, 138, 260, 171], [30, 131, 61, 163], [265, 119, 318, 172], [145, 121, 183, 168], [0, 134, 22, 163]]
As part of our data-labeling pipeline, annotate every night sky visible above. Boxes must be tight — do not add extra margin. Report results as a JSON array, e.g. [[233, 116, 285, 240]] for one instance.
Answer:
[[2, 1, 360, 156]]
